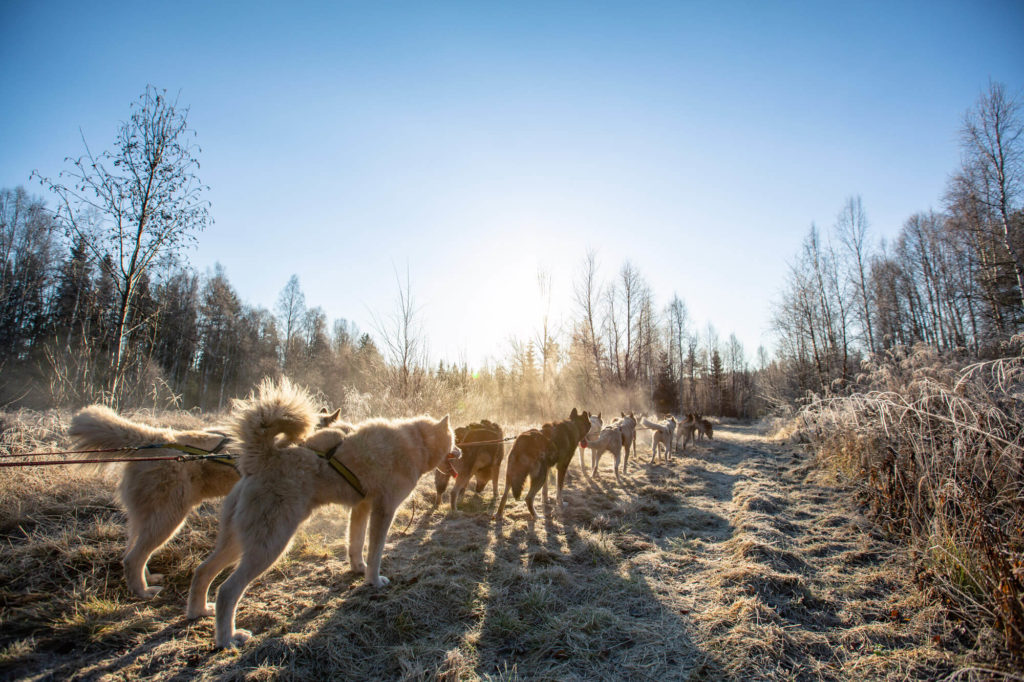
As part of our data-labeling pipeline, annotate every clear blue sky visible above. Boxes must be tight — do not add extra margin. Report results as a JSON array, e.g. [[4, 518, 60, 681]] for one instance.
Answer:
[[2, 1, 1022, 367]]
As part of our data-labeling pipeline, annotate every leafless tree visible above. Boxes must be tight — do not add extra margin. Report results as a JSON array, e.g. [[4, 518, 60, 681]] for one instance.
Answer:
[[573, 250, 604, 389], [371, 264, 425, 398], [961, 82, 1024, 309], [534, 266, 558, 385], [276, 274, 305, 371], [835, 196, 876, 352], [34, 86, 210, 402]]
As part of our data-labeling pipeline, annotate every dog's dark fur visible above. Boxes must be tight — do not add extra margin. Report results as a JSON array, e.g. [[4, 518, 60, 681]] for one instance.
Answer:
[[434, 419, 505, 512], [546, 407, 593, 509], [494, 427, 558, 521]]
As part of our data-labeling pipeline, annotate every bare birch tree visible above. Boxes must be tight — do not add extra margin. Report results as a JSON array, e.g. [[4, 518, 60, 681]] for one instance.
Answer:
[[961, 82, 1024, 309], [34, 86, 210, 402], [835, 195, 876, 352], [371, 265, 425, 399]]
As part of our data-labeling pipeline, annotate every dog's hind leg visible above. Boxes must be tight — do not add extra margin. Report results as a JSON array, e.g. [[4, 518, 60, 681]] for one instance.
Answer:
[[347, 499, 371, 575], [489, 465, 500, 506], [555, 462, 570, 509], [187, 521, 241, 619], [213, 515, 302, 649], [364, 503, 397, 587], [123, 502, 189, 599], [494, 480, 511, 521], [524, 472, 547, 520]]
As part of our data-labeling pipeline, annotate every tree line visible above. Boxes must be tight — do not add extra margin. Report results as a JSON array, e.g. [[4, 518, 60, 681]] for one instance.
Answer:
[[0, 177, 755, 420], [770, 82, 1024, 404], [3, 82, 1019, 419]]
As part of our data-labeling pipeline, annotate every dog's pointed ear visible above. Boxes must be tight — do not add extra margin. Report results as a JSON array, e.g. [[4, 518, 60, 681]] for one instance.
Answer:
[[597, 411, 602, 419], [319, 407, 328, 414], [437, 414, 450, 430], [570, 407, 578, 418], [322, 408, 341, 424]]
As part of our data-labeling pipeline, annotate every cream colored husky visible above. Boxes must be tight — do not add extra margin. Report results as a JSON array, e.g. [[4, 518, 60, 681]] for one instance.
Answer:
[[67, 407, 242, 599], [67, 404, 345, 599], [588, 424, 625, 483], [641, 415, 676, 462], [186, 378, 460, 649]]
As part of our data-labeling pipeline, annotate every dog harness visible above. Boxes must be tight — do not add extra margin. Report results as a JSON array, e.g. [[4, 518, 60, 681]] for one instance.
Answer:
[[143, 437, 237, 469], [316, 441, 366, 498]]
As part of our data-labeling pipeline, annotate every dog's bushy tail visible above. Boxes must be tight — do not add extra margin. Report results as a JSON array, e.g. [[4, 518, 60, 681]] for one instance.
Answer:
[[641, 417, 664, 432], [67, 405, 172, 472], [229, 377, 316, 469]]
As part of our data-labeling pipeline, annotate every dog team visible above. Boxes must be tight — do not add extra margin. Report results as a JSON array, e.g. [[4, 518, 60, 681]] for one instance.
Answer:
[[66, 378, 714, 649]]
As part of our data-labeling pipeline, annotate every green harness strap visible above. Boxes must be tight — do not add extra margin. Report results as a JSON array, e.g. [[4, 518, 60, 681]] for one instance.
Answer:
[[146, 438, 237, 468], [315, 442, 366, 498]]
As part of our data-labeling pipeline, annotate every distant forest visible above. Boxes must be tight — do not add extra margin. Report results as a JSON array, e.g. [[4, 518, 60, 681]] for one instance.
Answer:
[[1, 83, 1021, 419]]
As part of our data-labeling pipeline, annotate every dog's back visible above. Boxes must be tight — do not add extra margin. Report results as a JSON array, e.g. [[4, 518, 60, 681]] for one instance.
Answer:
[[68, 406, 174, 470]]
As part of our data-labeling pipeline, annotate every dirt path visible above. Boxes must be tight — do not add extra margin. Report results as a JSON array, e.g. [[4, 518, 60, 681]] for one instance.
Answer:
[[1, 422, 955, 680]]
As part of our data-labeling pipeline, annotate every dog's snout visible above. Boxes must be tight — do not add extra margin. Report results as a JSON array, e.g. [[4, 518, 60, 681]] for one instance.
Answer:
[[450, 446, 462, 459]]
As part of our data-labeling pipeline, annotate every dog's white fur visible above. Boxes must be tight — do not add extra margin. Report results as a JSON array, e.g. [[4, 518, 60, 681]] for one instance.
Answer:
[[186, 378, 460, 649], [67, 406, 242, 598], [615, 413, 638, 472], [588, 424, 625, 483], [641, 416, 676, 462], [578, 412, 602, 477], [67, 403, 345, 599]]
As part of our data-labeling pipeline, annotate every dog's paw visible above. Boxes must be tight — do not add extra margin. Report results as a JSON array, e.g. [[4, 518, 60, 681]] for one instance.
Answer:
[[216, 629, 252, 650], [136, 585, 163, 599], [367, 575, 390, 587], [146, 572, 165, 585], [187, 603, 215, 619], [350, 562, 367, 575]]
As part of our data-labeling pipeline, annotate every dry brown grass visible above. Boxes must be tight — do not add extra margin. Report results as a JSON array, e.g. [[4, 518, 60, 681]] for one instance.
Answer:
[[801, 343, 1024, 673], [0, 411, 960, 680]]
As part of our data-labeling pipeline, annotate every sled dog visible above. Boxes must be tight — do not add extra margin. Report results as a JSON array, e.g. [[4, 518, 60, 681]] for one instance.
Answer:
[[186, 378, 460, 648], [615, 412, 638, 472], [67, 404, 345, 599], [641, 415, 676, 462], [434, 419, 505, 513], [494, 427, 558, 522], [588, 424, 626, 484], [578, 412, 602, 478]]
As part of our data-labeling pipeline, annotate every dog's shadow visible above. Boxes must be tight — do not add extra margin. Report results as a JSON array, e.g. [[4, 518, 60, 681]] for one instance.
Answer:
[[210, 466, 729, 679]]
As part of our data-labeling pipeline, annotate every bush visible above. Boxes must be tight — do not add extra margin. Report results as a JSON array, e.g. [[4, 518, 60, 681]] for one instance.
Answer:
[[801, 343, 1024, 666]]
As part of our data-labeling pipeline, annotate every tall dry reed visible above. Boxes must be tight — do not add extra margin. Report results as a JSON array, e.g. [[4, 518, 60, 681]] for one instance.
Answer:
[[800, 343, 1024, 666]]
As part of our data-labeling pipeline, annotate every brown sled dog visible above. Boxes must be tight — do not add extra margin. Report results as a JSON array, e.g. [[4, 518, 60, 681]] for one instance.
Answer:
[[494, 407, 591, 522], [552, 407, 594, 508], [67, 405, 345, 599], [186, 378, 460, 649], [434, 419, 505, 513], [699, 417, 714, 440], [494, 427, 558, 522]]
